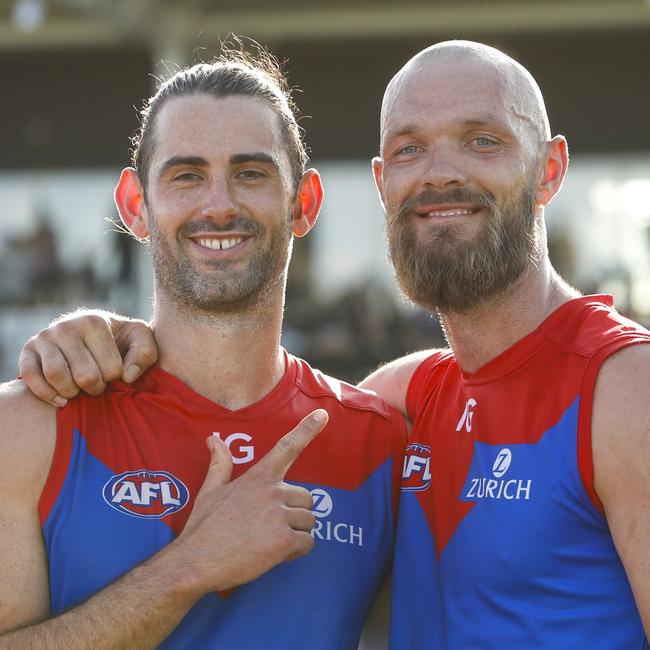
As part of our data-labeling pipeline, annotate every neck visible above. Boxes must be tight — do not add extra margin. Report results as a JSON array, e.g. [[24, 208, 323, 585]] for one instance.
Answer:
[[438, 256, 580, 373], [151, 289, 286, 410]]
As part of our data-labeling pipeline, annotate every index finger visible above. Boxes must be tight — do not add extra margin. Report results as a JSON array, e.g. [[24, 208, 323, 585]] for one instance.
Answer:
[[256, 409, 328, 478], [19, 347, 66, 407]]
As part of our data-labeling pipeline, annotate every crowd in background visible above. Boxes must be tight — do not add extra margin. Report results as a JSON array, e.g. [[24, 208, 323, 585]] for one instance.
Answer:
[[283, 280, 444, 384], [0, 220, 444, 384]]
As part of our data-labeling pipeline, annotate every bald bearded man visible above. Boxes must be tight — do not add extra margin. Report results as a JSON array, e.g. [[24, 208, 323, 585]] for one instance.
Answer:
[[368, 40, 650, 649], [21, 41, 650, 648]]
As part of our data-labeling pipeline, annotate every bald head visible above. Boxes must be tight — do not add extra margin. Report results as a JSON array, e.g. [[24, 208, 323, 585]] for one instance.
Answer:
[[373, 40, 570, 314], [380, 40, 550, 153]]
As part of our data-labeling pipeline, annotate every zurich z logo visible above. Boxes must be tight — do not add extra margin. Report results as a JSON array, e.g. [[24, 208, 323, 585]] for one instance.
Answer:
[[492, 448, 512, 478], [310, 488, 333, 518], [103, 470, 189, 519]]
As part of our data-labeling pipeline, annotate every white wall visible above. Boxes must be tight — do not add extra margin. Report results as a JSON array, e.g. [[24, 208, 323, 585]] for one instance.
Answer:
[[545, 153, 650, 314], [309, 161, 398, 299], [0, 169, 119, 276]]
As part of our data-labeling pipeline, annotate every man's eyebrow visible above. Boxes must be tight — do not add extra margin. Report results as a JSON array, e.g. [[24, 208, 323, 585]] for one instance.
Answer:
[[230, 152, 280, 169], [157, 152, 281, 179], [158, 156, 208, 178], [383, 124, 419, 140]]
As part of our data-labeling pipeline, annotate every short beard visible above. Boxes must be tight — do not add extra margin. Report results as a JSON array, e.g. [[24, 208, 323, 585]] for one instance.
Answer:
[[148, 213, 293, 316], [386, 186, 539, 314]]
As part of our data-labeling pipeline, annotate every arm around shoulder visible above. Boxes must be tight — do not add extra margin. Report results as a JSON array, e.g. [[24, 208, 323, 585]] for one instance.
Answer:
[[359, 350, 441, 420], [20, 308, 158, 407], [592, 344, 650, 633]]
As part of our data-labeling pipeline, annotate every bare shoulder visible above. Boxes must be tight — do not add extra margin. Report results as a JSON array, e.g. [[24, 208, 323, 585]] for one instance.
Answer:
[[592, 343, 650, 448], [592, 342, 650, 629], [591, 343, 650, 506], [0, 382, 56, 631], [359, 349, 444, 419], [0, 380, 57, 502]]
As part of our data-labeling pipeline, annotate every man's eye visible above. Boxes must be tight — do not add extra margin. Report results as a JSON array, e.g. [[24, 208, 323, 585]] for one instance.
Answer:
[[397, 145, 419, 155], [472, 136, 498, 147], [238, 170, 265, 179], [173, 172, 202, 181]]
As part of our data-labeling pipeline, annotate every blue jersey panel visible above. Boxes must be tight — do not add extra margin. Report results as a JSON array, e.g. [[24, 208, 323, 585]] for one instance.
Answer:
[[390, 493, 438, 650], [45, 431, 395, 649], [392, 398, 647, 649], [164, 462, 395, 649], [43, 429, 175, 613]]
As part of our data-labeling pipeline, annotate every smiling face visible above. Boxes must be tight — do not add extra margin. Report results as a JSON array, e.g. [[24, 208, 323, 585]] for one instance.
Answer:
[[129, 93, 302, 315], [374, 44, 552, 313]]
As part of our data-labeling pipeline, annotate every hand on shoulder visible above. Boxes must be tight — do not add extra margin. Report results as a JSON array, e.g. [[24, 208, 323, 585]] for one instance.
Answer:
[[19, 309, 158, 407]]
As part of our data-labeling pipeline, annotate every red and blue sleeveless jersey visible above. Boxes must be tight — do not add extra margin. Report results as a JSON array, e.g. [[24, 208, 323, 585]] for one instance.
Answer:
[[39, 352, 406, 649], [391, 296, 650, 649]]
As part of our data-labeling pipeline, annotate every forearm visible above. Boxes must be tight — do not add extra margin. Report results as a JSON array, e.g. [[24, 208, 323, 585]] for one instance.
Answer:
[[0, 543, 201, 650]]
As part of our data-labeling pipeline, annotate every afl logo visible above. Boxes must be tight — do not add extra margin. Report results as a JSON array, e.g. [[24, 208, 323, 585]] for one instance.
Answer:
[[401, 443, 432, 492], [492, 449, 512, 478], [103, 470, 189, 519]]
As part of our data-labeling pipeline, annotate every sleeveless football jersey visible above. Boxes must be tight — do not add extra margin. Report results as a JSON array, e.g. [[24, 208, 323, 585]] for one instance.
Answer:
[[391, 296, 650, 649], [40, 352, 406, 649]]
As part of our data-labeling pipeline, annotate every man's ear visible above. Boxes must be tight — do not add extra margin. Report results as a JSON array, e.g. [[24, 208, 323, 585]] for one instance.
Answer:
[[371, 156, 387, 211], [114, 168, 150, 239], [536, 136, 568, 207], [291, 169, 324, 238]]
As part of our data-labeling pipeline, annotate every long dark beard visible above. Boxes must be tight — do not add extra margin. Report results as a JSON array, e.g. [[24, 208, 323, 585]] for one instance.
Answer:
[[148, 213, 293, 315], [386, 186, 539, 313]]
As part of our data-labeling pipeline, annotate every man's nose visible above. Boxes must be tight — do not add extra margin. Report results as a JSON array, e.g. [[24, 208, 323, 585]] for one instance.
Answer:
[[200, 173, 238, 223], [420, 146, 467, 191]]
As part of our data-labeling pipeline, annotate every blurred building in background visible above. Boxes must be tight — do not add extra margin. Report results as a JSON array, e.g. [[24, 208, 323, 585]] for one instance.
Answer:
[[1, 0, 649, 382]]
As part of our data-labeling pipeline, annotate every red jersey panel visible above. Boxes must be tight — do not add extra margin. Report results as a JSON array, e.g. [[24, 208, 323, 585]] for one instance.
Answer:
[[392, 296, 650, 649], [40, 352, 407, 649]]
